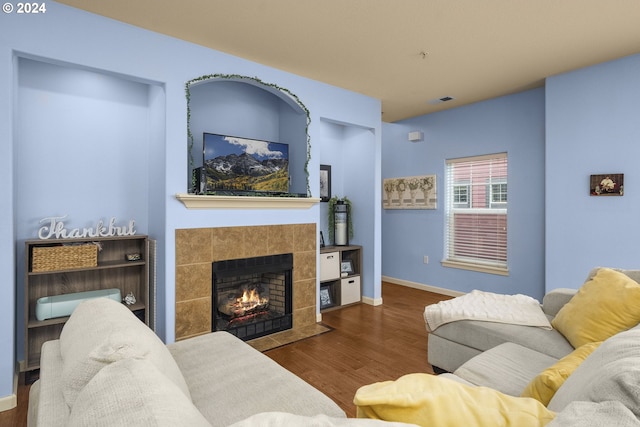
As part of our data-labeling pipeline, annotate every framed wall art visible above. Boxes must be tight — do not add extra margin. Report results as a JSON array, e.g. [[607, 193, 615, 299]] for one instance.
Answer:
[[320, 165, 331, 202], [590, 173, 624, 196], [383, 174, 437, 209]]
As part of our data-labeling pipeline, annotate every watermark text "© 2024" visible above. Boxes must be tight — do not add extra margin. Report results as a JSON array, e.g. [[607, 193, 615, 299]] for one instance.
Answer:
[[3, 2, 47, 14]]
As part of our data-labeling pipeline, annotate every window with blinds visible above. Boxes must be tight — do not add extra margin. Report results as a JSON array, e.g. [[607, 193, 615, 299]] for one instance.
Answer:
[[443, 153, 508, 275]]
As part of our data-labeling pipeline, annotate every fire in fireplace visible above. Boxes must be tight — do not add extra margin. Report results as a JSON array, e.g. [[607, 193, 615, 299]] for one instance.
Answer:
[[212, 253, 293, 340], [218, 282, 269, 319]]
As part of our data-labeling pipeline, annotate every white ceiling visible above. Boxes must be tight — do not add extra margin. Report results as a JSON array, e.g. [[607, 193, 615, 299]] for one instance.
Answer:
[[57, 0, 640, 122]]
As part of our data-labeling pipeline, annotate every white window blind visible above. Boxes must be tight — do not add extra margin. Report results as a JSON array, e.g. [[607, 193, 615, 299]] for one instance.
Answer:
[[444, 153, 508, 273]]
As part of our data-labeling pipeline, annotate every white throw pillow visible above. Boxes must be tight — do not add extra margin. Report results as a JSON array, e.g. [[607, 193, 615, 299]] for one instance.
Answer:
[[59, 297, 191, 407], [68, 358, 210, 427]]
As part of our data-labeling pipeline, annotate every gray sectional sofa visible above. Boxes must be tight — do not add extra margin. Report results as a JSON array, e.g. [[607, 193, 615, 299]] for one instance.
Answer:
[[27, 297, 415, 427], [427, 286, 577, 373], [423, 267, 640, 425], [28, 267, 640, 426], [427, 267, 640, 373]]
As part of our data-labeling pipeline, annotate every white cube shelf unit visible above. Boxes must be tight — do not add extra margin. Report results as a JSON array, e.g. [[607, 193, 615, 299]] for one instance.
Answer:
[[319, 245, 362, 311]]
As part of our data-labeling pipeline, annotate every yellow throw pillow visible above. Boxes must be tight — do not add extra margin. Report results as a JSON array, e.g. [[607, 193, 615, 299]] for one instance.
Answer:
[[551, 268, 640, 348], [521, 341, 601, 405], [354, 373, 555, 427]]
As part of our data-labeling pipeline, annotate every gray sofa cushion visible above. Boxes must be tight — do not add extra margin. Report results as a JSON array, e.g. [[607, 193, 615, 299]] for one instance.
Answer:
[[168, 332, 346, 427], [68, 358, 211, 427], [541, 289, 577, 318], [430, 318, 574, 359], [454, 342, 558, 396], [585, 267, 640, 285], [427, 333, 483, 373], [548, 325, 640, 417], [436, 373, 476, 387], [547, 401, 640, 427]]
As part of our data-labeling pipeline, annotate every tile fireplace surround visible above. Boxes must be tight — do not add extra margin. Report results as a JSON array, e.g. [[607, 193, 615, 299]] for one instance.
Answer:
[[175, 224, 317, 341]]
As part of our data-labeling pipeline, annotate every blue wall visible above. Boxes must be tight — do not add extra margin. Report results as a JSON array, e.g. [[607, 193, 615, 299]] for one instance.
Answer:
[[545, 54, 640, 292], [0, 2, 381, 404], [382, 52, 640, 301], [318, 120, 381, 302], [382, 89, 546, 299]]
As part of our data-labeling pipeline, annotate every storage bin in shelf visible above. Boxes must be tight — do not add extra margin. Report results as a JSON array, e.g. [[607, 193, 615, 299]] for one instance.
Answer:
[[31, 243, 98, 272]]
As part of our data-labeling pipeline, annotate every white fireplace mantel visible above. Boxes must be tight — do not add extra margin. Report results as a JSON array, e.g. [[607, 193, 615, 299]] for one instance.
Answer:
[[175, 193, 321, 209]]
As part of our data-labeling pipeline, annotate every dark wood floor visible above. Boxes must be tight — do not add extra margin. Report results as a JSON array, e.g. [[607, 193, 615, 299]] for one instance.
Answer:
[[265, 282, 451, 417], [0, 282, 450, 425]]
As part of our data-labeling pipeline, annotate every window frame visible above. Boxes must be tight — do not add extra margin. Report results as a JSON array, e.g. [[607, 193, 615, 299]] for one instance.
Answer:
[[443, 153, 509, 276]]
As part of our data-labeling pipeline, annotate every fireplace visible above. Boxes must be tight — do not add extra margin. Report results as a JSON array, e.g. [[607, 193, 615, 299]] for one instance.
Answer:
[[212, 253, 293, 340]]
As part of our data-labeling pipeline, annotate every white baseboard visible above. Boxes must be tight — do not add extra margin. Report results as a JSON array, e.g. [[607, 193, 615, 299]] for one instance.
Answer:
[[362, 295, 383, 306], [0, 372, 18, 412], [382, 275, 465, 298], [0, 394, 17, 412]]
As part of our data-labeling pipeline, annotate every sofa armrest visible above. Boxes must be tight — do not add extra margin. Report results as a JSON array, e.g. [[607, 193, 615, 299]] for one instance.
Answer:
[[542, 288, 577, 318], [31, 340, 70, 427], [168, 332, 346, 426]]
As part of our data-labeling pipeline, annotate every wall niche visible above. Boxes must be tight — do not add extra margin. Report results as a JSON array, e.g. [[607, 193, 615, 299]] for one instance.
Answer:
[[186, 76, 310, 197]]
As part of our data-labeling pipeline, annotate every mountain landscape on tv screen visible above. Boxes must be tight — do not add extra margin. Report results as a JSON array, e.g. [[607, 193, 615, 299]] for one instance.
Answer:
[[204, 152, 289, 193]]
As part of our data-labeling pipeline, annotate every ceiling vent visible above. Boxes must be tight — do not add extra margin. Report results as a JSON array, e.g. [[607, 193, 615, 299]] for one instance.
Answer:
[[428, 96, 455, 105]]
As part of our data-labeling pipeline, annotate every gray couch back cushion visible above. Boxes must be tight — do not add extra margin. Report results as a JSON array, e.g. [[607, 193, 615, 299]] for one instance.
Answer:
[[548, 325, 640, 417], [548, 401, 640, 427], [585, 267, 640, 284]]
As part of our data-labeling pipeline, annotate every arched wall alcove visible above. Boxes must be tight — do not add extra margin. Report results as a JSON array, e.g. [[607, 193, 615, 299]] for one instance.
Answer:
[[186, 76, 310, 196]]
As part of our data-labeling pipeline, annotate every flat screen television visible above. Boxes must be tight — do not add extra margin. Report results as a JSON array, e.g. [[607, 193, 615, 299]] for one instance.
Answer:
[[202, 133, 289, 194]]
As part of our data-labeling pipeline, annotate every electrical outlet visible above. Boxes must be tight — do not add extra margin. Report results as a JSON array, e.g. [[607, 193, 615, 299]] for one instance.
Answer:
[[423, 256, 429, 264]]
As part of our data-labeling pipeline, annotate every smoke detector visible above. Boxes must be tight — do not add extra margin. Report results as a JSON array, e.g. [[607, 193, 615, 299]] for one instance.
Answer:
[[408, 131, 424, 142]]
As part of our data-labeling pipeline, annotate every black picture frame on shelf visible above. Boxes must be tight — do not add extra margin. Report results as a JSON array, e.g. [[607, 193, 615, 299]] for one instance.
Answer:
[[320, 165, 331, 202], [341, 259, 354, 275], [320, 286, 334, 309]]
